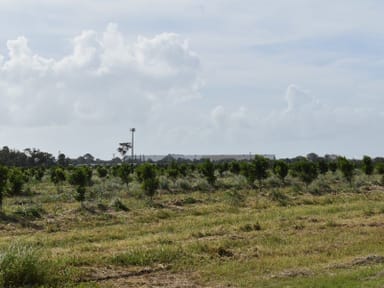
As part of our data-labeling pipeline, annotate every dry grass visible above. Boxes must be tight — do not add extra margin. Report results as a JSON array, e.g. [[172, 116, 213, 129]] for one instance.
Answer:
[[1, 175, 384, 287]]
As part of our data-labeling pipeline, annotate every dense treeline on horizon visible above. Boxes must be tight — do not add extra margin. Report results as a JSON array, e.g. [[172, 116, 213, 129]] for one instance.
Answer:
[[2, 145, 384, 168]]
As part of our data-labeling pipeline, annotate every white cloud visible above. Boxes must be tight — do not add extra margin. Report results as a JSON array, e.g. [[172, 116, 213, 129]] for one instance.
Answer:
[[284, 84, 319, 113], [0, 23, 202, 128]]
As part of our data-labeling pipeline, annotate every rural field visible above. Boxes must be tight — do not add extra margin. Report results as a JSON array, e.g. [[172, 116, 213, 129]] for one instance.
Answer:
[[1, 156, 384, 287]]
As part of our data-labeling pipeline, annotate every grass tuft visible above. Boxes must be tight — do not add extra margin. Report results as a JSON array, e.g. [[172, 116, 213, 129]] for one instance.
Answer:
[[0, 242, 64, 287], [112, 245, 184, 266]]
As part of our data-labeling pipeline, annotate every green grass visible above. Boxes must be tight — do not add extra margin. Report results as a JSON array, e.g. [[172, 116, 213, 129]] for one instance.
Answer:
[[1, 174, 384, 287]]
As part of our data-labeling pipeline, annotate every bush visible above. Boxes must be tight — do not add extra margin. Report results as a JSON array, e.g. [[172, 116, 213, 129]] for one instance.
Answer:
[[198, 159, 216, 186], [308, 177, 332, 195], [7, 168, 26, 196], [0, 242, 61, 287], [265, 175, 282, 189], [192, 178, 210, 192], [269, 189, 290, 206], [175, 178, 192, 192], [225, 190, 245, 207], [158, 175, 170, 191], [136, 163, 159, 199], [216, 175, 247, 190]]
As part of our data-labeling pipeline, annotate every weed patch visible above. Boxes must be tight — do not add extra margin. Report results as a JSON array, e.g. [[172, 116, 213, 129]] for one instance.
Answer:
[[112, 245, 184, 266]]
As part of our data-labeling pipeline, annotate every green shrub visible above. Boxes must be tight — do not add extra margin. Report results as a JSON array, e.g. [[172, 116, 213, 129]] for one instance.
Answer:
[[198, 159, 216, 186], [225, 189, 245, 207], [269, 189, 290, 206], [308, 177, 332, 195], [0, 242, 61, 287], [7, 168, 26, 196], [264, 175, 282, 188], [192, 178, 210, 191], [216, 175, 247, 190], [175, 178, 192, 192], [136, 163, 159, 199], [158, 175, 170, 190]]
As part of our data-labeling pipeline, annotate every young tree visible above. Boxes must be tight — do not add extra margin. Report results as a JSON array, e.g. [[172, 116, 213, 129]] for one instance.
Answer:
[[229, 161, 241, 175], [273, 160, 289, 185], [166, 161, 180, 180], [34, 168, 45, 182], [317, 158, 329, 175], [362, 155, 374, 176], [8, 168, 26, 196], [252, 155, 269, 191], [97, 166, 108, 178], [0, 165, 9, 211], [328, 161, 338, 173], [199, 159, 216, 186], [69, 167, 91, 208], [338, 157, 355, 185], [50, 167, 66, 186], [291, 160, 318, 189], [136, 163, 159, 199], [118, 164, 131, 187], [376, 162, 384, 175], [240, 161, 255, 187]]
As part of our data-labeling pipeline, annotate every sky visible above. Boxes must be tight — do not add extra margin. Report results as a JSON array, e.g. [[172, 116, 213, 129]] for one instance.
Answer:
[[0, 0, 384, 159]]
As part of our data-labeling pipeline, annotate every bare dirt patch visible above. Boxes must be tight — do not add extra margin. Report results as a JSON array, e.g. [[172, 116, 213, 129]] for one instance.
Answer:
[[330, 255, 384, 269], [81, 265, 206, 287]]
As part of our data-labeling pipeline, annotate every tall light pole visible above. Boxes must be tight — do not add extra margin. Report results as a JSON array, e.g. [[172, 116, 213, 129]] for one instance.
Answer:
[[130, 128, 135, 161]]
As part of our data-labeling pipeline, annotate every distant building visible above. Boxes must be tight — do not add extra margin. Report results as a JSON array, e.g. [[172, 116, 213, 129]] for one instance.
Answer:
[[144, 153, 276, 162]]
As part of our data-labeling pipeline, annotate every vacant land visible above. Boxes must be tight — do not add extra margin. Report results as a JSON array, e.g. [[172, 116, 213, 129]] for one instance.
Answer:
[[1, 172, 384, 287]]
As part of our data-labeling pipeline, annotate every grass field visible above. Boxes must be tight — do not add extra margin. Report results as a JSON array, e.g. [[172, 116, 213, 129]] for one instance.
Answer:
[[1, 172, 384, 287]]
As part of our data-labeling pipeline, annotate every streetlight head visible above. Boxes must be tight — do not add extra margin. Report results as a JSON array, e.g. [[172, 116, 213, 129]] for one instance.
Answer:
[[130, 128, 136, 132]]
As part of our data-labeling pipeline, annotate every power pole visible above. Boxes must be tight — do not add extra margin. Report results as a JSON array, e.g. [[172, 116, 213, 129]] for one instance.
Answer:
[[130, 128, 136, 161]]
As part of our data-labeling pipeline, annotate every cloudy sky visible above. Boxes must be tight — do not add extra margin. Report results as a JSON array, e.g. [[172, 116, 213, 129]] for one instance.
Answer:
[[0, 0, 383, 159]]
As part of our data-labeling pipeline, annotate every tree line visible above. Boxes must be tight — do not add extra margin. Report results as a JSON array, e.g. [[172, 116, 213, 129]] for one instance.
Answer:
[[0, 150, 383, 212]]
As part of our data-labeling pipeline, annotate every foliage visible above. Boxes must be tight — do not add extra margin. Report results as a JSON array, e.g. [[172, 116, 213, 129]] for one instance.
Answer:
[[50, 167, 66, 185], [291, 160, 318, 188], [166, 161, 180, 179], [0, 166, 8, 211], [69, 167, 92, 206], [240, 162, 255, 187], [338, 157, 355, 184], [328, 161, 337, 173], [268, 189, 290, 206], [273, 160, 289, 184], [225, 189, 245, 206], [198, 159, 216, 186], [317, 158, 329, 174], [376, 162, 384, 175], [229, 161, 241, 175], [118, 164, 131, 187], [7, 168, 26, 196], [0, 242, 60, 287], [361, 155, 374, 176], [252, 155, 269, 190], [136, 163, 159, 199], [96, 166, 108, 179], [33, 168, 45, 182]]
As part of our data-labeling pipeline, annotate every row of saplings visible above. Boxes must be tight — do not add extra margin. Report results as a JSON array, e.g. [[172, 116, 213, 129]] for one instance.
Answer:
[[0, 155, 381, 211], [0, 163, 159, 211]]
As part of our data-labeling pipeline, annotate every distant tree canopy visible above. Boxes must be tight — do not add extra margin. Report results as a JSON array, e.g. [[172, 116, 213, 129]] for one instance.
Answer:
[[0, 147, 55, 167]]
